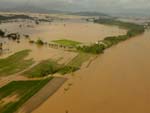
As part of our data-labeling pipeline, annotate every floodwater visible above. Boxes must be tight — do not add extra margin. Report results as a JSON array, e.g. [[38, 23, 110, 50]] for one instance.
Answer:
[[0, 18, 126, 43], [0, 16, 126, 61], [0, 38, 77, 63], [31, 22, 126, 43], [1, 14, 149, 113], [32, 30, 150, 113]]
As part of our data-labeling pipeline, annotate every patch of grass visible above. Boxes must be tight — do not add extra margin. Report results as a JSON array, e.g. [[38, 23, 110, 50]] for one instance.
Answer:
[[58, 66, 79, 75], [68, 52, 92, 67], [59, 53, 92, 74], [23, 60, 61, 78], [0, 50, 34, 76], [0, 78, 52, 113], [52, 39, 81, 47]]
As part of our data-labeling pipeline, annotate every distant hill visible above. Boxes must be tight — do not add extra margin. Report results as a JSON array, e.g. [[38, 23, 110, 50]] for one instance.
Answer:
[[71, 12, 109, 17], [0, 5, 65, 14], [0, 14, 34, 21], [0, 5, 109, 17]]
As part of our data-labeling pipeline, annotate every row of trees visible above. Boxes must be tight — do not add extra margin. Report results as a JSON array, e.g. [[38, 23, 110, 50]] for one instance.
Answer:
[[77, 44, 105, 54]]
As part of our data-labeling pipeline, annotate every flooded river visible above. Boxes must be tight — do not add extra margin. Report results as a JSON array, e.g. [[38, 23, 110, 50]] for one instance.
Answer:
[[32, 30, 150, 113]]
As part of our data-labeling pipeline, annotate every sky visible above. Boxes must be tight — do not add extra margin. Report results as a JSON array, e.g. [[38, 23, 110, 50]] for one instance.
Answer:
[[0, 0, 150, 15]]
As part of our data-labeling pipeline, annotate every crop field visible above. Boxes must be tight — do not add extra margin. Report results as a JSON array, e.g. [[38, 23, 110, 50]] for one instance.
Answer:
[[0, 78, 52, 113], [0, 50, 34, 76], [23, 60, 61, 78]]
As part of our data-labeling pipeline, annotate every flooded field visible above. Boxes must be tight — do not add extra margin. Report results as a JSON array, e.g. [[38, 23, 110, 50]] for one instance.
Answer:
[[31, 22, 126, 43], [32, 30, 150, 113], [0, 38, 77, 62], [0, 15, 126, 43], [0, 14, 127, 63], [0, 13, 149, 113]]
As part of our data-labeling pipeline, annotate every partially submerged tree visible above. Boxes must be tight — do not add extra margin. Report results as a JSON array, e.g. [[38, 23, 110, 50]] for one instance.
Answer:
[[0, 29, 5, 37]]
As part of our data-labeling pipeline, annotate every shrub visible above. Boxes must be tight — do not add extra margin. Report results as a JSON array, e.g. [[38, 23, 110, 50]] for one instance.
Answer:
[[77, 44, 105, 54], [36, 39, 44, 45], [0, 29, 5, 37]]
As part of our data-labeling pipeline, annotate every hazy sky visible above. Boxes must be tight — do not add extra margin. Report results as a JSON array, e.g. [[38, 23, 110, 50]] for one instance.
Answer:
[[0, 0, 150, 14]]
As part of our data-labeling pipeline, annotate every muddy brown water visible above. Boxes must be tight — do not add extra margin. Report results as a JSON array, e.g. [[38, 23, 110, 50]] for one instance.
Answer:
[[0, 15, 149, 113], [31, 22, 126, 43], [32, 30, 150, 113], [0, 20, 126, 43]]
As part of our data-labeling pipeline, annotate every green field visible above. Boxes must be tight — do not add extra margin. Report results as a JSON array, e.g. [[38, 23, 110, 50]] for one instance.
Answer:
[[0, 50, 34, 76], [0, 78, 52, 113], [23, 60, 61, 78], [67, 52, 92, 67], [59, 53, 92, 74], [52, 39, 81, 47]]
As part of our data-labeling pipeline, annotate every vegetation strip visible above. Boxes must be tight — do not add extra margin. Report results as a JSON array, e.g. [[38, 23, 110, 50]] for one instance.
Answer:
[[59, 52, 92, 74], [0, 78, 52, 113]]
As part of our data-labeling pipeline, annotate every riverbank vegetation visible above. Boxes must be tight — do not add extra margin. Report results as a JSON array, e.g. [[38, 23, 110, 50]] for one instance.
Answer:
[[77, 44, 105, 54], [77, 18, 145, 54], [0, 78, 52, 113], [59, 52, 92, 74]]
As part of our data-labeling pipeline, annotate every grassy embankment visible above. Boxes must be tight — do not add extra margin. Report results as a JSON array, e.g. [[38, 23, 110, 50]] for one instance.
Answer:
[[0, 78, 52, 113], [0, 50, 34, 76], [59, 52, 92, 75]]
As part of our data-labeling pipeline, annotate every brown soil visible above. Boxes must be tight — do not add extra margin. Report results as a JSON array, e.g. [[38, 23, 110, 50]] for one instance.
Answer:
[[0, 94, 19, 106]]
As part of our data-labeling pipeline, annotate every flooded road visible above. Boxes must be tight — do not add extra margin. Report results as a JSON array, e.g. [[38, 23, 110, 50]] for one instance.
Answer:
[[32, 30, 150, 113]]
